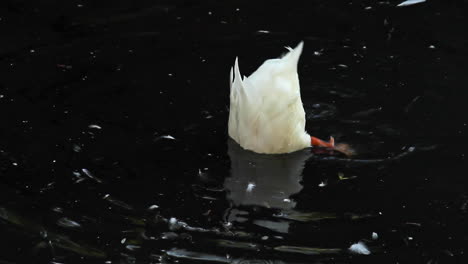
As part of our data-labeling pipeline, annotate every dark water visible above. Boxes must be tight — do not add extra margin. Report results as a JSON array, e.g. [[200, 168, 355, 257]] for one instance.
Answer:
[[1, 0, 467, 263]]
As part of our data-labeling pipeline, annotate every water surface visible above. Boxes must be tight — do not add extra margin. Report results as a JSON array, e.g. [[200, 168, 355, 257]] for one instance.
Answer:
[[0, 1, 467, 263]]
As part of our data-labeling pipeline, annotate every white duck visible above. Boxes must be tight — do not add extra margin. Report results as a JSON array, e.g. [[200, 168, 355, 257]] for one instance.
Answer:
[[228, 41, 339, 154]]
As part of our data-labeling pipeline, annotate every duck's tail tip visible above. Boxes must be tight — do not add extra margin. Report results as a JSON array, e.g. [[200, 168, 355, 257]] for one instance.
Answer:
[[296, 41, 304, 51], [285, 41, 304, 54]]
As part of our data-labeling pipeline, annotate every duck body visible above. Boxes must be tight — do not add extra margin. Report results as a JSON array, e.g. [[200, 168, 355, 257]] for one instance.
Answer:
[[228, 42, 313, 154]]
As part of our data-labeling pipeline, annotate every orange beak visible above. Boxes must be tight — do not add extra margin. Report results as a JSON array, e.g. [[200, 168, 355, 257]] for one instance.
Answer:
[[311, 136, 335, 148]]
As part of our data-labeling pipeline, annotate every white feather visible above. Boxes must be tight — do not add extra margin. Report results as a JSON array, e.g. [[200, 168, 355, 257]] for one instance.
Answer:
[[349, 241, 371, 255], [228, 42, 311, 154]]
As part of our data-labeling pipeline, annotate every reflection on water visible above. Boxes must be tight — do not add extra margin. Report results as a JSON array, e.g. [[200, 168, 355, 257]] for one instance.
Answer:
[[226, 139, 311, 209], [225, 139, 311, 234]]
